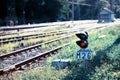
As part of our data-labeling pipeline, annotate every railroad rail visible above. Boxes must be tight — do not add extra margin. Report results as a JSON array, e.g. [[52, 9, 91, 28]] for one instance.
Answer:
[[0, 30, 76, 45], [0, 43, 69, 75], [0, 21, 119, 75], [0, 20, 96, 36], [0, 21, 97, 45], [0, 34, 73, 59], [0, 34, 74, 75], [0, 20, 96, 31]]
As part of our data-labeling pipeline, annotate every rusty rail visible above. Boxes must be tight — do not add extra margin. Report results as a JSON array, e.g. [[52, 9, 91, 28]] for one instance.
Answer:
[[0, 22, 110, 75], [0, 20, 96, 31], [0, 34, 73, 75], [0, 43, 69, 75], [0, 34, 74, 59], [0, 23, 108, 59], [0, 30, 75, 45]]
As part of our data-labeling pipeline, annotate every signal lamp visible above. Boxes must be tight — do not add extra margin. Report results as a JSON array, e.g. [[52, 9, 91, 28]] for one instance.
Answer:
[[76, 41, 88, 48], [76, 32, 88, 49]]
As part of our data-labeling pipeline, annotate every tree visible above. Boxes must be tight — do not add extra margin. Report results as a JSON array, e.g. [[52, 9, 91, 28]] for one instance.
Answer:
[[44, 0, 62, 22], [25, 0, 62, 23], [16, 0, 29, 24], [59, 0, 71, 21], [92, 0, 110, 19]]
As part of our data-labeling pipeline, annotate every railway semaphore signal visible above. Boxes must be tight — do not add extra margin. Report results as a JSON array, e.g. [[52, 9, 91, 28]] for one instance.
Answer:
[[76, 32, 92, 69], [76, 32, 88, 48]]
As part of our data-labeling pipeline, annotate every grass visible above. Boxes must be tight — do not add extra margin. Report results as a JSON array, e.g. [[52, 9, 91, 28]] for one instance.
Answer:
[[1, 25, 120, 80], [0, 30, 41, 39], [0, 25, 69, 39], [0, 25, 74, 54], [0, 34, 67, 54]]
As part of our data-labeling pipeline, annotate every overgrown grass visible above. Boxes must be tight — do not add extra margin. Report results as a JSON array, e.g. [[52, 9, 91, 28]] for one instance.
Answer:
[[0, 30, 42, 39], [1, 25, 120, 80], [0, 25, 69, 39], [0, 34, 66, 54]]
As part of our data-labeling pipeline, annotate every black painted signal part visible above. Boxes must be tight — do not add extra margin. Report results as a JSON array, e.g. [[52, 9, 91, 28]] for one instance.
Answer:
[[76, 32, 88, 48]]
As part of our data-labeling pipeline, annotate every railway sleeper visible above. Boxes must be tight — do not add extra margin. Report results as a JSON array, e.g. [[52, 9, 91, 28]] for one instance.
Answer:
[[0, 65, 16, 74]]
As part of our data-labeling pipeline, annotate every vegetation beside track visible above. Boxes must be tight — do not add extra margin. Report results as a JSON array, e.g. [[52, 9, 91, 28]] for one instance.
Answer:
[[1, 25, 120, 80], [0, 25, 68, 39], [0, 34, 67, 54]]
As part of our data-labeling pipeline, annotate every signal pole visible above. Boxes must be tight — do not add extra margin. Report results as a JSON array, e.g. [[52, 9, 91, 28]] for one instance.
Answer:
[[6, 0, 18, 26], [77, 0, 80, 20], [72, 0, 74, 22], [76, 32, 92, 70], [109, 0, 113, 11]]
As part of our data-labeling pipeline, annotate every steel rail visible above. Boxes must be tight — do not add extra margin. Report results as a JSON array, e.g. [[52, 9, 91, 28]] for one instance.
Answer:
[[0, 20, 96, 31], [0, 43, 69, 75], [0, 28, 77, 45], [0, 34, 74, 59], [0, 23, 111, 59], [15, 43, 69, 69], [0, 23, 114, 75], [0, 22, 114, 58], [0, 23, 66, 31], [0, 30, 69, 45], [0, 35, 74, 75], [0, 30, 65, 40], [0, 20, 96, 36]]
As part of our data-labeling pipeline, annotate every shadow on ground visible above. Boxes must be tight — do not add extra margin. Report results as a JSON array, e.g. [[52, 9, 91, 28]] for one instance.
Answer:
[[62, 36, 120, 80]]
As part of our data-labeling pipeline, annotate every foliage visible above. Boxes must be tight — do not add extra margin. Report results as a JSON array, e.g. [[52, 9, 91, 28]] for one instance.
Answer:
[[4, 25, 118, 80], [95, 0, 110, 14], [1, 0, 120, 25], [25, 0, 62, 23], [0, 35, 61, 54]]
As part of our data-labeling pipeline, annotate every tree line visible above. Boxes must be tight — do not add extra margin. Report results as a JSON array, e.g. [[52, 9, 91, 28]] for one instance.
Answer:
[[0, 0, 120, 26]]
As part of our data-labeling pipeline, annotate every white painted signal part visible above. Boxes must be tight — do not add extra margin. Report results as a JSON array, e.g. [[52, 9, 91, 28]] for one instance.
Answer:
[[77, 49, 92, 60]]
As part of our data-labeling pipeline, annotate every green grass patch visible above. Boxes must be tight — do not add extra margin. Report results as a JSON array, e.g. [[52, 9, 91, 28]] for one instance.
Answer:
[[0, 25, 69, 39], [4, 25, 120, 80], [0, 35, 63, 54]]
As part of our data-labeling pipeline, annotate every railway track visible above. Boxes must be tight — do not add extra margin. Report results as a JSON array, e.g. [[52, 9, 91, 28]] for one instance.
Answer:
[[0, 20, 96, 36], [0, 44, 69, 75], [0, 30, 76, 45], [0, 20, 119, 75], [0, 34, 74, 75], [1, 19, 119, 45], [0, 20, 97, 45]]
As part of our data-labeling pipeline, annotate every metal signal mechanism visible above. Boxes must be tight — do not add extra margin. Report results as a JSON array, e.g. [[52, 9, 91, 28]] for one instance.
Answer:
[[76, 31, 92, 69], [76, 32, 88, 49]]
